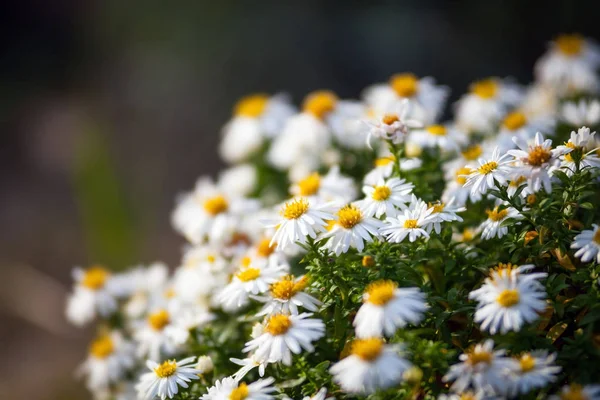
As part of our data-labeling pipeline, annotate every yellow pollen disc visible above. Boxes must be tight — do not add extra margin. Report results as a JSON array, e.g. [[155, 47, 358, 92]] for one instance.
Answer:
[[148, 310, 170, 331], [404, 219, 418, 229], [234, 94, 269, 118], [486, 207, 508, 222], [337, 205, 363, 229], [351, 338, 384, 361], [389, 73, 419, 97], [298, 173, 321, 196], [564, 153, 574, 163], [270, 275, 308, 300], [229, 382, 249, 400], [459, 393, 478, 400], [325, 219, 337, 231], [164, 288, 176, 299], [455, 167, 473, 185], [203, 195, 229, 216], [427, 124, 447, 136], [467, 349, 493, 366], [89, 335, 114, 358], [382, 114, 400, 125], [207, 254, 216, 263], [430, 202, 445, 214], [366, 280, 397, 305], [374, 155, 396, 167], [154, 360, 177, 378], [265, 314, 293, 335], [527, 194, 537, 205], [241, 256, 252, 267], [256, 239, 276, 258], [461, 145, 482, 161], [362, 255, 375, 267], [509, 176, 526, 187], [281, 198, 309, 220], [302, 90, 338, 119], [470, 78, 498, 99], [462, 228, 475, 242], [556, 34, 584, 57], [593, 229, 600, 245], [82, 266, 109, 290], [497, 289, 520, 307], [526, 146, 552, 166], [502, 111, 528, 131], [519, 353, 536, 372], [236, 267, 261, 282], [478, 161, 498, 175], [372, 185, 391, 201], [493, 263, 516, 278]]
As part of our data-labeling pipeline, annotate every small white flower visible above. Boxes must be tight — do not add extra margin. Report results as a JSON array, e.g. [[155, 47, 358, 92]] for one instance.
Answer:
[[558, 127, 600, 175], [136, 357, 200, 400], [363, 155, 396, 186], [201, 377, 276, 400], [323, 204, 383, 255], [358, 177, 414, 218], [230, 354, 270, 381], [469, 264, 547, 334], [380, 196, 433, 243], [164, 309, 215, 347], [479, 206, 521, 240], [254, 275, 321, 316], [243, 313, 325, 365], [364, 99, 423, 148], [290, 166, 357, 204], [134, 309, 179, 361], [353, 280, 427, 338], [330, 338, 412, 394], [506, 351, 561, 396], [495, 110, 555, 152], [561, 99, 600, 127], [426, 199, 465, 234], [464, 147, 513, 196], [549, 384, 600, 400], [66, 266, 118, 326], [571, 224, 600, 264], [410, 123, 466, 153]]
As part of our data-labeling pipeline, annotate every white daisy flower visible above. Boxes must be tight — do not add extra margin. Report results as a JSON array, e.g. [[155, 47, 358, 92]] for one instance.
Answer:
[[426, 199, 465, 234], [323, 204, 383, 255], [254, 275, 321, 316], [442, 166, 483, 206], [561, 99, 600, 127], [410, 123, 466, 153], [469, 264, 547, 334], [328, 100, 370, 150], [290, 166, 357, 204], [201, 377, 276, 400], [78, 331, 135, 392], [520, 83, 558, 119], [558, 127, 600, 175], [230, 354, 270, 381], [495, 110, 555, 152], [549, 384, 600, 400], [364, 99, 423, 148], [243, 313, 325, 365], [164, 309, 215, 347], [329, 338, 412, 394], [358, 177, 414, 218], [136, 357, 200, 400], [66, 266, 119, 326], [218, 164, 258, 197], [265, 198, 335, 251], [506, 351, 561, 396], [571, 224, 600, 264], [380, 196, 433, 243], [535, 34, 600, 96], [463, 147, 513, 196], [363, 155, 396, 186], [353, 280, 427, 338], [479, 206, 521, 240], [134, 308, 180, 361], [508, 132, 563, 193], [442, 339, 511, 394]]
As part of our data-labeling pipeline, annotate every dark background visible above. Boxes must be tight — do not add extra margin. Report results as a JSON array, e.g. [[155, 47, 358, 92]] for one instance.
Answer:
[[1, 1, 599, 398]]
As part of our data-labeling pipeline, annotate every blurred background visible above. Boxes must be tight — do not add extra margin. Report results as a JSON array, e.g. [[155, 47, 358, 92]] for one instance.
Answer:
[[1, 1, 599, 398]]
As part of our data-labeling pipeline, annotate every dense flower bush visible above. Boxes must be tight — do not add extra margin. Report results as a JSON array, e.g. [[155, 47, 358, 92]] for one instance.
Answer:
[[67, 34, 600, 400]]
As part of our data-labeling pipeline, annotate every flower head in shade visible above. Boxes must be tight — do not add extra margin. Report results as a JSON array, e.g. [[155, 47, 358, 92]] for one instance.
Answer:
[[479, 206, 521, 240], [571, 223, 600, 264], [549, 384, 600, 400], [561, 99, 600, 127], [506, 351, 561, 396], [136, 357, 200, 400]]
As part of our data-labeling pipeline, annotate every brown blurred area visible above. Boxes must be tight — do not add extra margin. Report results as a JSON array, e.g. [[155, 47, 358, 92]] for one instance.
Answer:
[[1, 1, 599, 399]]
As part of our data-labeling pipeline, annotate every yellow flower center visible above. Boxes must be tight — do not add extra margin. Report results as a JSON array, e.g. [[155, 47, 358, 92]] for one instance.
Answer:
[[459, 393, 478, 400], [374, 155, 396, 167], [497, 289, 520, 307], [337, 205, 363, 229], [351, 338, 384, 361], [234, 94, 269, 117], [366, 280, 397, 305], [429, 202, 445, 213], [298, 173, 321, 196], [203, 195, 229, 216], [303, 90, 338, 119], [256, 238, 276, 258], [148, 309, 170, 331], [404, 219, 418, 229], [455, 167, 473, 185], [519, 353, 536, 372], [82, 266, 109, 290], [270, 275, 308, 300], [502, 111, 528, 131], [265, 314, 293, 335], [509, 176, 526, 187], [527, 146, 552, 166], [207, 254, 216, 263], [470, 78, 498, 99], [493, 263, 516, 278], [325, 219, 337, 231], [478, 161, 498, 175], [372, 185, 391, 201], [390, 73, 419, 97], [281, 198, 310, 220], [466, 349, 493, 366], [556, 34, 584, 57], [564, 152, 574, 162], [229, 383, 249, 400], [236, 267, 261, 282], [89, 335, 114, 359], [154, 360, 177, 378], [382, 114, 400, 125], [362, 255, 375, 267], [427, 125, 447, 136], [593, 229, 600, 245], [462, 228, 475, 241], [486, 207, 508, 222], [164, 288, 176, 299], [561, 384, 587, 400], [461, 145, 482, 161]]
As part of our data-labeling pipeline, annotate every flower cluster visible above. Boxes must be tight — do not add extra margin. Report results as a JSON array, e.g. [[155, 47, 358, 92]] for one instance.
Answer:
[[67, 34, 600, 400]]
